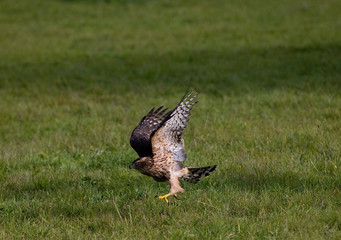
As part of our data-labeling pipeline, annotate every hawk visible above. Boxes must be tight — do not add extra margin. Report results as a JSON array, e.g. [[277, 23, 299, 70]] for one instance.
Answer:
[[129, 90, 217, 204]]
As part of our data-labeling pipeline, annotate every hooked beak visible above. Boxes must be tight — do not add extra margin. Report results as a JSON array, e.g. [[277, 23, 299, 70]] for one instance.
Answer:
[[129, 159, 138, 169]]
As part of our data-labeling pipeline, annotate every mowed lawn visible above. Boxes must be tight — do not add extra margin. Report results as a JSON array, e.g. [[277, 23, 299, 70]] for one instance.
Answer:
[[0, 0, 341, 239]]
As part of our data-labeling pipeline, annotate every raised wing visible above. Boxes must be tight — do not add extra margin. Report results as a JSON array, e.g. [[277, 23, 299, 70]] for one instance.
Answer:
[[151, 91, 198, 162], [130, 106, 172, 157]]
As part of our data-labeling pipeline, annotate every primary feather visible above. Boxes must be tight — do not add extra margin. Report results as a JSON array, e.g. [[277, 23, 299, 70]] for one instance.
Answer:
[[152, 92, 198, 162]]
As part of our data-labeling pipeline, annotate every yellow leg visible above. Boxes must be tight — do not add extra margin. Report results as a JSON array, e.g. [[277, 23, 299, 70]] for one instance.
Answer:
[[156, 193, 171, 204], [155, 193, 180, 204]]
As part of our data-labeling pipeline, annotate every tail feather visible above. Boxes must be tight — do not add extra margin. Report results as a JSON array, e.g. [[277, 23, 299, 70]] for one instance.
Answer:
[[181, 165, 217, 184]]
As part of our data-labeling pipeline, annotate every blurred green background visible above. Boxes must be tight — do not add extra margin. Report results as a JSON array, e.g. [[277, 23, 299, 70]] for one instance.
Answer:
[[0, 0, 340, 239]]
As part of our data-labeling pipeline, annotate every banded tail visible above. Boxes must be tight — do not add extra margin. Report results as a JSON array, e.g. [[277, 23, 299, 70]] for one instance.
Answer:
[[181, 165, 217, 184]]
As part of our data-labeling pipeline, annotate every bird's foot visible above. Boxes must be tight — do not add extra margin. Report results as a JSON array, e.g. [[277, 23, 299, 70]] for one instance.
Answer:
[[154, 193, 180, 204], [155, 193, 171, 204]]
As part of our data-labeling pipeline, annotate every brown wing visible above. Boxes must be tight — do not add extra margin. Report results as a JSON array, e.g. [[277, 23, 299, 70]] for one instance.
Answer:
[[151, 91, 198, 162], [130, 106, 172, 157]]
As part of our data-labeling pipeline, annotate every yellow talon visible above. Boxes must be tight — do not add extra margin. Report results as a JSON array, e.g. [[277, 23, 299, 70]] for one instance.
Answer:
[[155, 193, 180, 204], [156, 193, 171, 204]]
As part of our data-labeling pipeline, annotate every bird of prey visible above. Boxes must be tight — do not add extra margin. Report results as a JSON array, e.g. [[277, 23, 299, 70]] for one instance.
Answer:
[[129, 90, 217, 204]]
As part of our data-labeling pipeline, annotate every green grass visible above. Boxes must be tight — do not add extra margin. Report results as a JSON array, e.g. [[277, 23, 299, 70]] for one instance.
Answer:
[[1, 0, 341, 238]]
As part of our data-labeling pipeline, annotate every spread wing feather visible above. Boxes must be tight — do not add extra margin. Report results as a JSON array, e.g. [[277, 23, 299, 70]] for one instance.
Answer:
[[130, 106, 172, 157], [151, 91, 198, 162]]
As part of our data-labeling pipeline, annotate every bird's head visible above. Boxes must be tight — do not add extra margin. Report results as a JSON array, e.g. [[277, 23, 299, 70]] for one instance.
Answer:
[[129, 157, 151, 170], [129, 158, 140, 169]]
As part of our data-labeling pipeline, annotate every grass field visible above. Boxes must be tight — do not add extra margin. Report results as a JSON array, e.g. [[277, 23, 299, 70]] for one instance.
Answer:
[[1, 0, 341, 239]]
